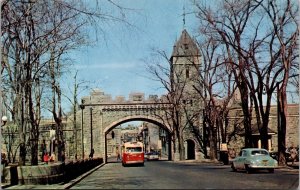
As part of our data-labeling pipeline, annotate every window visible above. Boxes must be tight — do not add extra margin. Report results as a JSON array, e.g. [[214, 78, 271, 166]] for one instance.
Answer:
[[251, 150, 268, 156], [186, 68, 189, 78], [242, 150, 247, 157], [126, 147, 142, 153], [184, 44, 188, 49]]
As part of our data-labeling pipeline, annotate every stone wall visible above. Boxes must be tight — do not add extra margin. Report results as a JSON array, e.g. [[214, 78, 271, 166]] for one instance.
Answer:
[[1, 158, 103, 186], [227, 104, 299, 153]]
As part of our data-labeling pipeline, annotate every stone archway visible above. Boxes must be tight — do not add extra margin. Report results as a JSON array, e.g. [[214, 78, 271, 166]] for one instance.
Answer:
[[103, 116, 172, 163], [185, 139, 195, 160]]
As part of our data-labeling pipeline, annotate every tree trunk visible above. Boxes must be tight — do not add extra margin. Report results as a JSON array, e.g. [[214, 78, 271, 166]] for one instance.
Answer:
[[239, 81, 253, 148], [178, 130, 185, 160], [277, 83, 287, 166], [208, 122, 218, 161]]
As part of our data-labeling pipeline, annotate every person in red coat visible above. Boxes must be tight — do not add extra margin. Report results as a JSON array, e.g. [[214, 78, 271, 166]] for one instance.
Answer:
[[44, 152, 49, 164]]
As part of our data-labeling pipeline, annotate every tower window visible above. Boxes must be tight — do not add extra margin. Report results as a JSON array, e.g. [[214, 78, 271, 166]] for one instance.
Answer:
[[186, 68, 190, 78]]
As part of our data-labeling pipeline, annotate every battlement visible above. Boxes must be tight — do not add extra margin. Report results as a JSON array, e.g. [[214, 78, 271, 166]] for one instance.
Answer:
[[81, 89, 164, 105]]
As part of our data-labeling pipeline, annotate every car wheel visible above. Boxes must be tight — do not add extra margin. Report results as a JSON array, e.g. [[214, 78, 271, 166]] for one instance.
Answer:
[[268, 168, 274, 173], [231, 163, 237, 172], [245, 165, 252, 174]]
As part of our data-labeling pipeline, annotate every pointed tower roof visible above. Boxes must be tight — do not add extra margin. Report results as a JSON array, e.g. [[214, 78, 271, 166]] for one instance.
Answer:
[[171, 29, 200, 57]]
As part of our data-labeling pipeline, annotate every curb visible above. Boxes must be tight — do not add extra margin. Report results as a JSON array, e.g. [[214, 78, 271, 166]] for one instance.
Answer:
[[62, 163, 105, 189]]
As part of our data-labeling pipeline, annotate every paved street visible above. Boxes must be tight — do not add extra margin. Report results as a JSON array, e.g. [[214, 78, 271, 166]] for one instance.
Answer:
[[70, 160, 299, 189]]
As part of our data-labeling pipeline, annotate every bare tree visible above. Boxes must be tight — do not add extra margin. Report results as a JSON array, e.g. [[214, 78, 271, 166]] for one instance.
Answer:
[[1, 0, 136, 165], [194, 0, 298, 149], [191, 35, 237, 160], [63, 70, 89, 159], [258, 0, 299, 165], [193, 0, 298, 166], [145, 50, 187, 160]]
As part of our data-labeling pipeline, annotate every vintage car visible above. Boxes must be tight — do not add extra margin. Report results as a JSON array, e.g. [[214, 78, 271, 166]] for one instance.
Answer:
[[145, 151, 159, 161], [231, 148, 278, 173]]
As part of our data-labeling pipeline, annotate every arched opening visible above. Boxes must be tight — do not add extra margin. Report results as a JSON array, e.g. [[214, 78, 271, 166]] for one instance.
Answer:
[[103, 117, 172, 163], [186, 139, 195, 160]]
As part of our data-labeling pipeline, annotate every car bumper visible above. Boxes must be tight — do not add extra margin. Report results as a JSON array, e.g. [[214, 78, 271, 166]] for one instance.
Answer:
[[124, 160, 144, 164], [249, 165, 277, 169]]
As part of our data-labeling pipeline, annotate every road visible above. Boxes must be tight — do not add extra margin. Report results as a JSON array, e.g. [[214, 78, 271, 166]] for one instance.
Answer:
[[70, 160, 299, 189]]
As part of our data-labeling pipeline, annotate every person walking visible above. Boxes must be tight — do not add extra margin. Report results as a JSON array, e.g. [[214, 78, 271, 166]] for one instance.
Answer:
[[43, 152, 49, 164], [116, 147, 121, 162], [290, 147, 298, 165], [89, 149, 94, 159]]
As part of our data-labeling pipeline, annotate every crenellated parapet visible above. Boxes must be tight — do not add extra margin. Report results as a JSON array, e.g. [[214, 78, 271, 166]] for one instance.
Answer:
[[81, 88, 167, 105]]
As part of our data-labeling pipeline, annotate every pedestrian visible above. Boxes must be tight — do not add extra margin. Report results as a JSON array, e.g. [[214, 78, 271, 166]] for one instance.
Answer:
[[290, 147, 298, 165], [89, 149, 94, 159], [61, 151, 66, 163], [116, 147, 121, 162], [50, 153, 56, 162], [41, 140, 46, 162], [44, 152, 49, 164]]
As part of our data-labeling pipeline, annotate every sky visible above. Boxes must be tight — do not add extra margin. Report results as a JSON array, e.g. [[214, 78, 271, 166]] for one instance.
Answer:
[[60, 0, 199, 113], [58, 0, 299, 116]]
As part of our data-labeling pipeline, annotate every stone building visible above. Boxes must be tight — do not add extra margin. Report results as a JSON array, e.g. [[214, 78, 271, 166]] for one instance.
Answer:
[[226, 103, 299, 155]]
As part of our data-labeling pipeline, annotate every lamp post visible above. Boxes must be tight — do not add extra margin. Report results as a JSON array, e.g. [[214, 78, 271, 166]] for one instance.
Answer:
[[80, 104, 85, 159], [1, 116, 8, 164], [143, 126, 148, 153], [90, 107, 93, 155], [1, 116, 7, 127]]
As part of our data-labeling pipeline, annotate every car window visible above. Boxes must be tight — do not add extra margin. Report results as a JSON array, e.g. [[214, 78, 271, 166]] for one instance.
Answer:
[[238, 151, 242, 156], [242, 150, 247, 157], [251, 150, 268, 156]]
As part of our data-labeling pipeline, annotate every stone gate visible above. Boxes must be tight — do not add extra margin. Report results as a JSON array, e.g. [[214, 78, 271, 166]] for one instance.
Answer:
[[77, 90, 174, 162]]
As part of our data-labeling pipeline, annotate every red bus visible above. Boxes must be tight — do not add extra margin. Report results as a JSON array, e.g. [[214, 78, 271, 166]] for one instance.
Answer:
[[121, 141, 144, 166]]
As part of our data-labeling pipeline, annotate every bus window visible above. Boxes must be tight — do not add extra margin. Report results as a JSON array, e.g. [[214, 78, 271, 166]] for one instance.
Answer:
[[126, 147, 142, 153]]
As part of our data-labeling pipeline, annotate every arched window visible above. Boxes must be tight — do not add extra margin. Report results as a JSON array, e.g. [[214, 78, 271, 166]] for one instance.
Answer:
[[186, 68, 190, 78]]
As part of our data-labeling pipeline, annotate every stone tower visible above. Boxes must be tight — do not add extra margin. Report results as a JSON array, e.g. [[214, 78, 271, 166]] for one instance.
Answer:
[[170, 29, 202, 102], [170, 29, 203, 160]]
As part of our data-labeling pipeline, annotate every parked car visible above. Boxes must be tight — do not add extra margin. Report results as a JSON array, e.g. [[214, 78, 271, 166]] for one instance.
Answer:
[[145, 152, 159, 161], [231, 148, 278, 173]]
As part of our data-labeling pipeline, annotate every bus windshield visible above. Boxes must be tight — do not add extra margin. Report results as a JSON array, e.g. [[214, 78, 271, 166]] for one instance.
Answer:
[[126, 147, 142, 153]]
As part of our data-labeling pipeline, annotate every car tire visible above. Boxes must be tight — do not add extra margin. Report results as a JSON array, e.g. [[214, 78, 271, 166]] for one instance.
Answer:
[[268, 168, 274, 173], [231, 163, 237, 172], [245, 165, 252, 174]]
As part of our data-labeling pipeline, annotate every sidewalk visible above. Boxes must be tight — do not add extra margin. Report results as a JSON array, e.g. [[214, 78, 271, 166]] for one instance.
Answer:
[[3, 163, 105, 189]]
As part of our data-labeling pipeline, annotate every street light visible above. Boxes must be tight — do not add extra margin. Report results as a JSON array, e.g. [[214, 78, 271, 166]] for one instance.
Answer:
[[1, 115, 7, 127], [80, 102, 85, 159], [1, 115, 8, 164], [143, 126, 148, 152], [90, 107, 93, 157]]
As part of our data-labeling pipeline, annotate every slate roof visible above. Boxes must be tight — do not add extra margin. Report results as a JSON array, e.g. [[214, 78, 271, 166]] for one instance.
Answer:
[[171, 29, 200, 57]]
